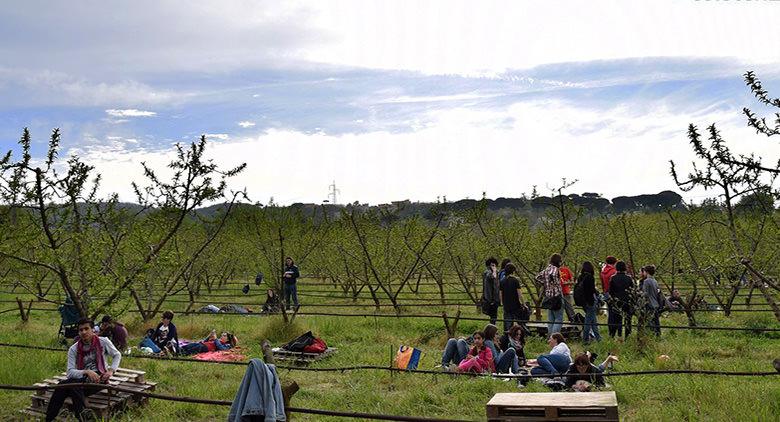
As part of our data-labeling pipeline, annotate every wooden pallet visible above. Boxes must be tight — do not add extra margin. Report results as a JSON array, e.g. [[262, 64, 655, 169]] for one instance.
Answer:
[[20, 368, 156, 421], [271, 347, 337, 364], [486, 392, 618, 421]]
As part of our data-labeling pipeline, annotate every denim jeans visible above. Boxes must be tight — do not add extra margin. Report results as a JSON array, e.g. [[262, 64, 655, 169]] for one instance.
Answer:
[[647, 306, 661, 336], [140, 337, 161, 353], [582, 303, 601, 342], [547, 308, 564, 335], [284, 282, 298, 309], [441, 338, 469, 366], [502, 308, 525, 332], [530, 353, 571, 377], [485, 340, 520, 374]]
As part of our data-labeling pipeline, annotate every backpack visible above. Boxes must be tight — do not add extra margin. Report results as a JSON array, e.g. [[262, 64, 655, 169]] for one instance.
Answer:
[[573, 277, 587, 307], [281, 331, 316, 352], [242, 284, 250, 294], [302, 337, 327, 354], [254, 272, 264, 286]]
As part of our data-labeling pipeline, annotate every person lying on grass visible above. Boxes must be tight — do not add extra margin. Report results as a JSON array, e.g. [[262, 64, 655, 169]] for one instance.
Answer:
[[457, 330, 494, 373], [528, 332, 571, 378], [46, 317, 122, 422], [181, 331, 238, 355], [563, 352, 619, 391]]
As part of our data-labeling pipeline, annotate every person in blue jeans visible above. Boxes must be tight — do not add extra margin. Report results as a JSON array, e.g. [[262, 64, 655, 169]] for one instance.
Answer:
[[577, 261, 602, 343], [483, 324, 521, 374], [282, 257, 300, 310], [530, 333, 572, 378], [541, 254, 564, 335], [441, 324, 499, 371]]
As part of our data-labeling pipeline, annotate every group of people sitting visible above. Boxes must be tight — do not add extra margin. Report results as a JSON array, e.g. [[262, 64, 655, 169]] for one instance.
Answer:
[[137, 310, 237, 356], [440, 324, 618, 391]]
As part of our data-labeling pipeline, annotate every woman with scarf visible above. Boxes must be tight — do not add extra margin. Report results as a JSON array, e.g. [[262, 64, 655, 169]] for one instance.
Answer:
[[46, 318, 122, 422]]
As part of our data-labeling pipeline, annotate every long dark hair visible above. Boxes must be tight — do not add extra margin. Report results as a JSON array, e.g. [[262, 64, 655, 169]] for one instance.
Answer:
[[580, 261, 595, 276]]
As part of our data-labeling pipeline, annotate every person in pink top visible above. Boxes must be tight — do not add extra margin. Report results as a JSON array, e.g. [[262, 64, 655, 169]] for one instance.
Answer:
[[457, 331, 494, 373]]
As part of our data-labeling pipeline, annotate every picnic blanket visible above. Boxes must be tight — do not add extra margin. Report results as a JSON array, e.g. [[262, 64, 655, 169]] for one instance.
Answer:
[[193, 348, 246, 362]]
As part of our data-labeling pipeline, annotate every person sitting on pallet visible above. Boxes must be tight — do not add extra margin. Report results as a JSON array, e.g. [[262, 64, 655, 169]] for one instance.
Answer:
[[181, 330, 238, 355], [46, 317, 122, 422]]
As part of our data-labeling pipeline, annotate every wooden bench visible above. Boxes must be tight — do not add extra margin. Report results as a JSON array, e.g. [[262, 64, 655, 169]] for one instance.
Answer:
[[271, 347, 337, 364], [20, 368, 156, 421], [486, 392, 618, 421]]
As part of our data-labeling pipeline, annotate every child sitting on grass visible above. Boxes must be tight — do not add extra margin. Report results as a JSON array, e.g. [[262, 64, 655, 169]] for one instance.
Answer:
[[457, 331, 494, 373]]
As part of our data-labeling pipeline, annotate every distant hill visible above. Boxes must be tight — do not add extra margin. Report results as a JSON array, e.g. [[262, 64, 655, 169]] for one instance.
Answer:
[[191, 190, 685, 220]]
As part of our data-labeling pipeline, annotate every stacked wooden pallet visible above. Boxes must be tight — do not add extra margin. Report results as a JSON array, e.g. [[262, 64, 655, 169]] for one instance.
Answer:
[[486, 392, 619, 421], [20, 368, 156, 421], [271, 347, 337, 364]]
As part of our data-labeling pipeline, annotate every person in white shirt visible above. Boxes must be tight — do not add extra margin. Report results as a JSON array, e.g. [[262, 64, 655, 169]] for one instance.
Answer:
[[46, 318, 121, 422], [530, 332, 572, 377]]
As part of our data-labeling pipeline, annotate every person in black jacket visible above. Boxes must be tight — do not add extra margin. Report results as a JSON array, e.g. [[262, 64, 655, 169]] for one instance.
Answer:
[[576, 261, 601, 343], [283, 257, 301, 310], [481, 257, 500, 325], [499, 263, 528, 332], [608, 261, 635, 338], [152, 310, 179, 355]]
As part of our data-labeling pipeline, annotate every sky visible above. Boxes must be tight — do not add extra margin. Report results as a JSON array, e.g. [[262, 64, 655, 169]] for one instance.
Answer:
[[2, 1, 780, 205]]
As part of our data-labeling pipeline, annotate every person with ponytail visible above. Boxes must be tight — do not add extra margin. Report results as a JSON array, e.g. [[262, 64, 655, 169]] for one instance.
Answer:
[[46, 318, 122, 421]]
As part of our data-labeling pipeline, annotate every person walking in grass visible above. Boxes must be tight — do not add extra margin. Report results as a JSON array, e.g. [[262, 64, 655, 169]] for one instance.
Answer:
[[46, 318, 121, 422], [283, 256, 300, 310], [541, 254, 564, 335], [608, 261, 635, 338], [559, 262, 577, 321], [481, 257, 500, 325]]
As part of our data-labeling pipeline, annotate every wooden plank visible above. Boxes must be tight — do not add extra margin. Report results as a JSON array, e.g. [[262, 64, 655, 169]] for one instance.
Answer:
[[487, 392, 617, 408]]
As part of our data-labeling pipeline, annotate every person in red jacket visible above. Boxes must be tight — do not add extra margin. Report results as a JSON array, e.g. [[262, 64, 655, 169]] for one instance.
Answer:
[[457, 331, 494, 373], [600, 256, 618, 295], [559, 264, 576, 321]]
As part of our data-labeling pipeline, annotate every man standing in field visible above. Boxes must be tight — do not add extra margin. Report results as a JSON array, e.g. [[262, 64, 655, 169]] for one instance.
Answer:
[[608, 261, 635, 338], [600, 256, 617, 296], [559, 262, 576, 321], [640, 265, 662, 336], [481, 257, 500, 325], [46, 318, 121, 422], [283, 256, 300, 310]]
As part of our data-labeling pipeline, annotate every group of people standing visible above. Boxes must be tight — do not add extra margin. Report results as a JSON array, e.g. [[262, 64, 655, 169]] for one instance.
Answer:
[[481, 254, 665, 342]]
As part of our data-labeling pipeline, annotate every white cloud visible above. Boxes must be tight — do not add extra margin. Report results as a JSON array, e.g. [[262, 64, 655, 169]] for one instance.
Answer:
[[204, 133, 230, 141], [105, 109, 157, 117], [74, 98, 778, 205], [238, 121, 256, 128]]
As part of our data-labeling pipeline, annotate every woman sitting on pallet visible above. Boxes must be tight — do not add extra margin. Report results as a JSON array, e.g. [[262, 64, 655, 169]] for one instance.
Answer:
[[46, 317, 122, 422], [181, 330, 238, 355]]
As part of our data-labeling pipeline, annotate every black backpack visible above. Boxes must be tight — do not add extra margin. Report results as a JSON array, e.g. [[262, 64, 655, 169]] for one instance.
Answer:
[[573, 276, 587, 307], [281, 331, 316, 352]]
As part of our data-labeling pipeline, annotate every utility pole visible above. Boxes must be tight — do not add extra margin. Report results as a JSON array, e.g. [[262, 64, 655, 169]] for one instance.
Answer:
[[328, 181, 340, 205]]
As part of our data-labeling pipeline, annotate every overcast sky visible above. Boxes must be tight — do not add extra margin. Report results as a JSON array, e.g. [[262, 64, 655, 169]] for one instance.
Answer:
[[2, 1, 780, 205]]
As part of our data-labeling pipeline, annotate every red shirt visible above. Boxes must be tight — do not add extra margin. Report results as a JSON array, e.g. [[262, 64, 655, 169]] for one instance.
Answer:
[[600, 264, 617, 293], [559, 266, 574, 295]]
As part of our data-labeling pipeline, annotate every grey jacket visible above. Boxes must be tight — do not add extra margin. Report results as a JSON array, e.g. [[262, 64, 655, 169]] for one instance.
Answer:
[[482, 269, 500, 304], [66, 336, 121, 379], [642, 276, 660, 309], [228, 358, 286, 422]]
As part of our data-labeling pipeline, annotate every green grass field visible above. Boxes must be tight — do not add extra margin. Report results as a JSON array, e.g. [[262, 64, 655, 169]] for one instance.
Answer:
[[0, 282, 779, 421]]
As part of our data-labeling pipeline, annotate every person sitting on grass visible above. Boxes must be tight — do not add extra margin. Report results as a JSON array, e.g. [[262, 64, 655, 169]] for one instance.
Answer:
[[529, 332, 571, 379], [457, 330, 494, 373], [498, 323, 527, 367], [181, 330, 238, 355], [46, 318, 122, 422], [98, 315, 128, 351], [564, 352, 619, 391], [483, 323, 522, 374], [261, 289, 283, 314], [440, 323, 496, 371], [152, 310, 179, 355]]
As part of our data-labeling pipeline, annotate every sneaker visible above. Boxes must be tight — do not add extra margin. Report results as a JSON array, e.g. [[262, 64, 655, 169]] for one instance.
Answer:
[[517, 380, 526, 389]]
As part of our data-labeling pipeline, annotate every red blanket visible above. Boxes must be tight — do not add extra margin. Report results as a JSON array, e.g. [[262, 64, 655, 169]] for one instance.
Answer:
[[193, 348, 246, 362]]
